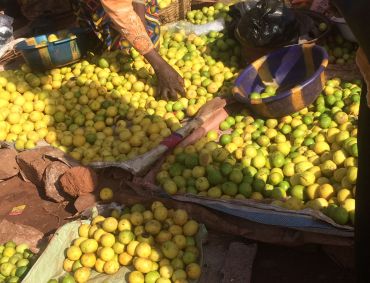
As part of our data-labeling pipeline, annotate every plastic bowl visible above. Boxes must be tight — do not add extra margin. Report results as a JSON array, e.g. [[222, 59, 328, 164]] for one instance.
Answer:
[[331, 17, 357, 42], [232, 44, 328, 118], [15, 28, 90, 71]]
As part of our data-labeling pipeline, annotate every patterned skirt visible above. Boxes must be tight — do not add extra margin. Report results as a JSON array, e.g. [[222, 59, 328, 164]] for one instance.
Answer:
[[71, 0, 161, 51]]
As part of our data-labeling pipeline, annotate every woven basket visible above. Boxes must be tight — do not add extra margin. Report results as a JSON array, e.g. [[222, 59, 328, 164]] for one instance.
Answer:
[[191, 0, 236, 9], [0, 38, 24, 67], [158, 0, 191, 24]]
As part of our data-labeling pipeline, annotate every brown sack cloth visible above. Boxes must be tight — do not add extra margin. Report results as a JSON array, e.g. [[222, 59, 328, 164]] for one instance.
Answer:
[[17, 0, 71, 21], [356, 47, 370, 107]]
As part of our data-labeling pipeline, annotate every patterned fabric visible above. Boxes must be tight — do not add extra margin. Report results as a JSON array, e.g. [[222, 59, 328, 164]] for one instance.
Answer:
[[71, 0, 160, 52]]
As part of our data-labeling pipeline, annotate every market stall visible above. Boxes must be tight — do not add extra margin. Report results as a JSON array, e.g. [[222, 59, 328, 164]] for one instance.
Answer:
[[0, 0, 361, 282]]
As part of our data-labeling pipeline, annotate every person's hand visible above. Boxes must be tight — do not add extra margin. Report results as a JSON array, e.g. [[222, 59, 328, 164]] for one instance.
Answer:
[[154, 60, 185, 100], [144, 49, 185, 100]]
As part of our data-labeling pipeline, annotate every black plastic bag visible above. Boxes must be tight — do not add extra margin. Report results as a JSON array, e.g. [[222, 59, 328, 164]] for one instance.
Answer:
[[0, 14, 13, 47], [228, 0, 300, 47]]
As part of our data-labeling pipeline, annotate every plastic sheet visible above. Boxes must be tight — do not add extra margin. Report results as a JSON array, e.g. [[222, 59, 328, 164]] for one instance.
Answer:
[[164, 18, 226, 35], [0, 14, 13, 48]]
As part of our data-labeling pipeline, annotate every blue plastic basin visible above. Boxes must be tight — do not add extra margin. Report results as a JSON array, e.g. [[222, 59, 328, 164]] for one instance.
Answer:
[[232, 44, 329, 118], [15, 28, 90, 71]]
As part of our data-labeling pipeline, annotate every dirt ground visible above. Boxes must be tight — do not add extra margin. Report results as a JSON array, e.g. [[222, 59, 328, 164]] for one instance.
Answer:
[[0, 175, 356, 282]]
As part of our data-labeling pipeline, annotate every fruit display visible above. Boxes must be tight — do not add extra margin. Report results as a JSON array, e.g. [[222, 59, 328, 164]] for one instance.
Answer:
[[249, 85, 278, 100], [186, 3, 232, 24], [52, 202, 202, 283], [323, 33, 358, 65], [156, 78, 359, 226], [0, 28, 240, 165], [0, 241, 34, 283]]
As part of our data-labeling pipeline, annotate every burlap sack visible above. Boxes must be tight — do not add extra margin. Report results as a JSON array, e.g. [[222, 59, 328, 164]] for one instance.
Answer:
[[17, 0, 71, 21]]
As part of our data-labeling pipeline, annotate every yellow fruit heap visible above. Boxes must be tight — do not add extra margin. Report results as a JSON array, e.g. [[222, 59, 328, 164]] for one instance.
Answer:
[[0, 27, 240, 165], [186, 3, 232, 25], [157, 78, 359, 226], [59, 202, 202, 283]]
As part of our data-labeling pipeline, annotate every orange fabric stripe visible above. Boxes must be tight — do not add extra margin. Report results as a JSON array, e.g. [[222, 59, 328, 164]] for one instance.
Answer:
[[101, 0, 154, 55]]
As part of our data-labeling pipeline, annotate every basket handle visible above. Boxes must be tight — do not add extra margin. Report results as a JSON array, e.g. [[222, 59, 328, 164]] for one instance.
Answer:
[[179, 0, 190, 19]]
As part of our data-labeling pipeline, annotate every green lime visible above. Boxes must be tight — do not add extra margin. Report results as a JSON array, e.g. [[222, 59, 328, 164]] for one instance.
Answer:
[[268, 172, 283, 186], [319, 116, 332, 129], [252, 179, 265, 193], [332, 207, 349, 225], [302, 116, 313, 125], [175, 152, 187, 164], [242, 174, 254, 184], [169, 163, 185, 177], [243, 166, 257, 177], [265, 85, 277, 95], [184, 154, 199, 168], [239, 182, 252, 198], [303, 138, 315, 146], [186, 186, 198, 194], [271, 188, 287, 200], [251, 131, 261, 139], [220, 134, 232, 146], [221, 182, 238, 196], [62, 275, 76, 283], [290, 185, 305, 200], [325, 95, 337, 106], [187, 177, 196, 187], [226, 116, 236, 126], [278, 181, 290, 191], [220, 162, 233, 176], [280, 124, 292, 134], [270, 152, 285, 168], [15, 266, 28, 278]]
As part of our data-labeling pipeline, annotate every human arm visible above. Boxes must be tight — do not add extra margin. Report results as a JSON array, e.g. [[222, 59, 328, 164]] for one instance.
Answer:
[[101, 0, 185, 99], [132, 0, 146, 27]]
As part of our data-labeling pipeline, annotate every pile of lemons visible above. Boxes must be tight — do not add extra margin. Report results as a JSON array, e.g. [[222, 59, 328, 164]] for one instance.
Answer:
[[156, 78, 359, 226], [0, 27, 240, 165], [50, 202, 201, 283]]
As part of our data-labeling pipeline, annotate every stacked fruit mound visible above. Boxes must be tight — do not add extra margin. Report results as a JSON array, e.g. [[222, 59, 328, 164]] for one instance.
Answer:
[[186, 3, 232, 24], [0, 241, 34, 283], [0, 28, 240, 165], [323, 33, 358, 65], [51, 202, 202, 283], [156, 78, 359, 226]]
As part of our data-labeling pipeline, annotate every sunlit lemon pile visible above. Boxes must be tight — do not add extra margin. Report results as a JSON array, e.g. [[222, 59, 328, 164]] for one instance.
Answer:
[[50, 202, 202, 283], [0, 27, 240, 165]]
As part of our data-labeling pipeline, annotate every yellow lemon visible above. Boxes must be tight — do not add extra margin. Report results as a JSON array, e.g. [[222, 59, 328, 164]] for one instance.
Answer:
[[73, 135, 86, 147], [7, 113, 20, 125], [22, 101, 34, 113], [99, 187, 113, 201], [27, 131, 40, 143]]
